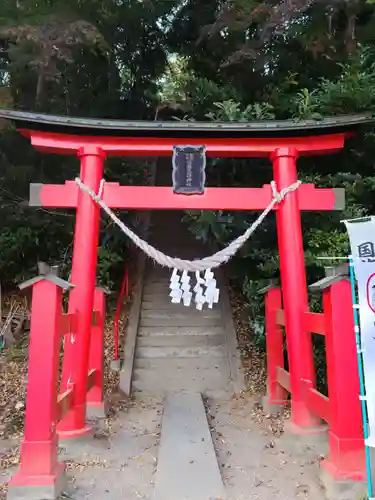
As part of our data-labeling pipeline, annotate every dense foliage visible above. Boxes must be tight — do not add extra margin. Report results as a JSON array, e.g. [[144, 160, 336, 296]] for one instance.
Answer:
[[0, 0, 173, 287], [163, 2, 375, 336], [1, 0, 375, 387]]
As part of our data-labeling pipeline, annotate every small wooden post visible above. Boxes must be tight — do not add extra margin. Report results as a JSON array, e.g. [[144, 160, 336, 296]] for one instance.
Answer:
[[86, 288, 106, 419], [7, 271, 71, 500], [265, 287, 288, 407]]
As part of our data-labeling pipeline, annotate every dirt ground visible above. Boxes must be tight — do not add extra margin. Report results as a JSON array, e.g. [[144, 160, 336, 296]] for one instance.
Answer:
[[1, 392, 326, 500], [60, 397, 161, 500], [0, 285, 347, 500], [208, 396, 326, 500]]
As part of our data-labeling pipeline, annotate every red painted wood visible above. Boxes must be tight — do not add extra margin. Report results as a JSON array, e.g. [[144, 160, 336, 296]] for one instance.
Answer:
[[265, 279, 365, 480], [265, 289, 288, 405], [275, 308, 285, 326], [302, 379, 330, 423], [20, 129, 348, 157], [57, 388, 75, 421], [302, 312, 326, 335], [114, 267, 129, 361], [59, 312, 78, 336], [58, 146, 105, 438], [321, 280, 365, 479], [86, 289, 106, 412], [86, 369, 98, 392], [34, 182, 341, 211], [8, 280, 65, 485], [272, 148, 319, 429], [276, 366, 291, 393]]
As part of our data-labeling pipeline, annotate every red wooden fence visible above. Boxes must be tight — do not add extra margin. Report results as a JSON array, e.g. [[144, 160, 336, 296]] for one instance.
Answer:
[[264, 277, 365, 480], [7, 270, 106, 496]]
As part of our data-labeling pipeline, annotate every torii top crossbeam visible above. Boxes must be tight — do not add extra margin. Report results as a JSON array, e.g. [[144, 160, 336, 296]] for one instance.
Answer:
[[0, 109, 372, 157]]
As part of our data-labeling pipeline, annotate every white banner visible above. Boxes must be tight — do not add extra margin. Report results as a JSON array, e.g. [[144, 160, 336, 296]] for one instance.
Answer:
[[345, 217, 375, 447]]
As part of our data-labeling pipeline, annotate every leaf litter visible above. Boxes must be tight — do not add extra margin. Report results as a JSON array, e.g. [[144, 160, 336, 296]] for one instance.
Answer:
[[0, 279, 289, 500], [0, 292, 132, 500], [228, 285, 290, 436]]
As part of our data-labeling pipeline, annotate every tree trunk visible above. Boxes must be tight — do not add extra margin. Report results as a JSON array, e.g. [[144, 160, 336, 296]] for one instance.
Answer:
[[35, 73, 45, 110]]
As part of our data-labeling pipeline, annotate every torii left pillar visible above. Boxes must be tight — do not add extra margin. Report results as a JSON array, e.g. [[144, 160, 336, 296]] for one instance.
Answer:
[[58, 146, 106, 438]]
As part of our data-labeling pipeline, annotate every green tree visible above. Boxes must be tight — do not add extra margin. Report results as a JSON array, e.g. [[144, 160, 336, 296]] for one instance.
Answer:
[[0, 0, 180, 288]]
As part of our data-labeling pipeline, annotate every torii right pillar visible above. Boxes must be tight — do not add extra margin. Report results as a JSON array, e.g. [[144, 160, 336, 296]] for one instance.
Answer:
[[271, 147, 320, 430]]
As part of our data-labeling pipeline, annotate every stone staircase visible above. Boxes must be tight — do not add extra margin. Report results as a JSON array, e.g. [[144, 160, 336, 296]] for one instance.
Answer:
[[130, 210, 243, 398], [119, 157, 243, 398]]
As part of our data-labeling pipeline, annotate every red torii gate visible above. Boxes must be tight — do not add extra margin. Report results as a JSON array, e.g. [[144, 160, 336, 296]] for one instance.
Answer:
[[0, 109, 371, 498]]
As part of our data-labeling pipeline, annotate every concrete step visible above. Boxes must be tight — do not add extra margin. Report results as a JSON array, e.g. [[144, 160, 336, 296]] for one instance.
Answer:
[[138, 326, 224, 337], [134, 357, 229, 371], [132, 379, 231, 398], [133, 365, 230, 384], [140, 313, 222, 328], [143, 292, 211, 303], [142, 291, 171, 301], [141, 310, 221, 320], [143, 283, 180, 293], [144, 276, 170, 284], [136, 345, 226, 359], [141, 300, 221, 311], [137, 334, 225, 348], [144, 274, 170, 282], [144, 271, 172, 283]]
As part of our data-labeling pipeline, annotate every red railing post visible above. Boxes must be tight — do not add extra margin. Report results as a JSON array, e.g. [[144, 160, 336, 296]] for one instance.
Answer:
[[58, 146, 106, 438], [7, 271, 71, 500], [321, 279, 365, 479], [113, 266, 129, 367], [271, 148, 319, 429], [86, 288, 106, 419], [264, 287, 288, 408]]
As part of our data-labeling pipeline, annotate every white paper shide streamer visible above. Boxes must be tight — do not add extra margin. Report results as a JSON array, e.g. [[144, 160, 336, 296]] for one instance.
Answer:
[[169, 268, 220, 310], [345, 216, 375, 447]]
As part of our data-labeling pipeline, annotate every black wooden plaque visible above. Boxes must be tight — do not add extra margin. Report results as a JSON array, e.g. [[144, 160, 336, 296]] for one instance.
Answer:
[[172, 145, 206, 195]]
